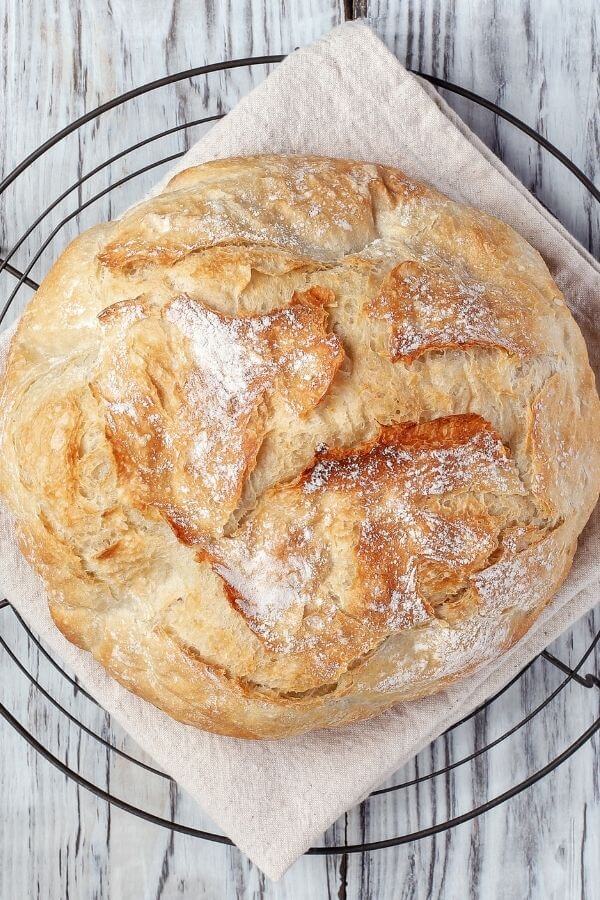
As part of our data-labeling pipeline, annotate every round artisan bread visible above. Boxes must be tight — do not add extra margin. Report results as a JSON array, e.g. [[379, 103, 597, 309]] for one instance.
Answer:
[[1, 154, 599, 739]]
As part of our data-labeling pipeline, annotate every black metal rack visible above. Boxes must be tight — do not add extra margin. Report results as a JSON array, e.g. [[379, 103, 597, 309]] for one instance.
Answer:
[[0, 57, 598, 857]]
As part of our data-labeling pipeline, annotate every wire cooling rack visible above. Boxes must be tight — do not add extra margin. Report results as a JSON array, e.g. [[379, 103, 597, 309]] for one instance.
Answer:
[[0, 56, 599, 856]]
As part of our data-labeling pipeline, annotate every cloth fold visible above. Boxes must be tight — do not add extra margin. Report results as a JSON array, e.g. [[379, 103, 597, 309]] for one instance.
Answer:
[[1, 21, 599, 880]]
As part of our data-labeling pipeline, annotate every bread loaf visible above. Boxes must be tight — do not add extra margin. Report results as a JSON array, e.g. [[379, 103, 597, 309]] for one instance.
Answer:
[[1, 154, 598, 738]]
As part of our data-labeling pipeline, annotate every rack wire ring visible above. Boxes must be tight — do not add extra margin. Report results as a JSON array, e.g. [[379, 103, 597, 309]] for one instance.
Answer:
[[0, 55, 598, 856]]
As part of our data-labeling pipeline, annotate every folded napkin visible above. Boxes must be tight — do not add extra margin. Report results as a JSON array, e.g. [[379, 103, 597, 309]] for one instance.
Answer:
[[1, 21, 599, 880]]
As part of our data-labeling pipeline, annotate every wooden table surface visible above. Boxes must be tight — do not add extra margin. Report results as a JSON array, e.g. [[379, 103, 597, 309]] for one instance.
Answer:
[[1, 2, 599, 898]]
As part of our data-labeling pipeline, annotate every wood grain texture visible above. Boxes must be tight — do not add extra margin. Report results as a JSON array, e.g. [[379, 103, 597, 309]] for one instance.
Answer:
[[1, 1, 599, 898]]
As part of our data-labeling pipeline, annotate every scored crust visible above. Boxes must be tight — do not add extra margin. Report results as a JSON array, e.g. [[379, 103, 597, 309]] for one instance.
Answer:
[[1, 154, 599, 739]]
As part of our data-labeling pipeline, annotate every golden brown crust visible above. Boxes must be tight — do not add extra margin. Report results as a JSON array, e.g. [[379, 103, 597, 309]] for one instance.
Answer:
[[1, 154, 599, 739], [366, 260, 540, 361]]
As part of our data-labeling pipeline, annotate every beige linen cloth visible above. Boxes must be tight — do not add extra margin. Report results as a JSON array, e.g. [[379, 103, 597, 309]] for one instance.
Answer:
[[1, 22, 599, 880]]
